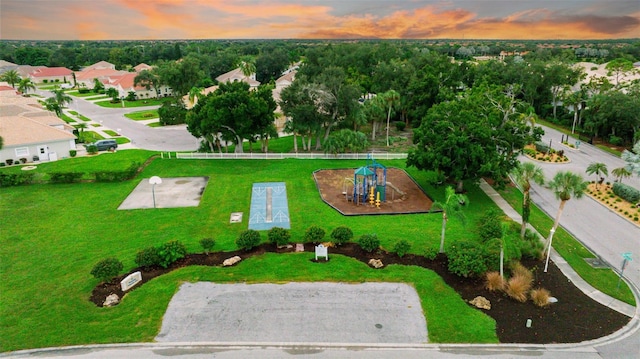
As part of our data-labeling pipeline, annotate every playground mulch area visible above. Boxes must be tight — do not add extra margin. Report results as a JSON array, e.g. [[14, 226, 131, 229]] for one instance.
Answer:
[[91, 243, 631, 344], [313, 168, 433, 215]]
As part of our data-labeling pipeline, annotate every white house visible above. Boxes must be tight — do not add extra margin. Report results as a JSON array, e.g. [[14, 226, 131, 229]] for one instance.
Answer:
[[0, 93, 76, 164], [215, 68, 260, 88]]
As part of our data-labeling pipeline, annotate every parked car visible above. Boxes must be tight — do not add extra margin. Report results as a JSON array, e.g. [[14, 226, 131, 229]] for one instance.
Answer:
[[87, 139, 118, 151]]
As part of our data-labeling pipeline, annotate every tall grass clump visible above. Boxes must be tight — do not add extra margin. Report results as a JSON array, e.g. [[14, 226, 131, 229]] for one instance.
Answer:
[[485, 271, 505, 291]]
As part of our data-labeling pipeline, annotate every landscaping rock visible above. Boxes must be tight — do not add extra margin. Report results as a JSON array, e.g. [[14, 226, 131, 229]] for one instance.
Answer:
[[223, 256, 242, 267], [295, 243, 304, 252], [368, 259, 384, 269], [469, 296, 491, 310], [103, 294, 120, 307], [548, 297, 558, 304]]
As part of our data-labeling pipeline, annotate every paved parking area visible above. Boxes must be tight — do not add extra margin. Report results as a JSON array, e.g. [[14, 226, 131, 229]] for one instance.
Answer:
[[155, 282, 428, 344]]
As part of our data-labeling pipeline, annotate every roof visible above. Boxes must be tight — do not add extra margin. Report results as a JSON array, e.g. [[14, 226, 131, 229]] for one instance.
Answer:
[[109, 72, 146, 91], [354, 166, 374, 176], [30, 67, 73, 78], [75, 68, 127, 81], [215, 68, 260, 87], [0, 94, 75, 147], [83, 61, 115, 71], [134, 63, 153, 72]]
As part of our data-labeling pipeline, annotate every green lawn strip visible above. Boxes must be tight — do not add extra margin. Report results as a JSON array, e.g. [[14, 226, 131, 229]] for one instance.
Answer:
[[0, 157, 506, 351], [60, 113, 75, 123], [94, 99, 165, 108], [68, 110, 78, 115], [83, 131, 104, 143], [115, 138, 131, 145], [147, 122, 161, 127], [77, 114, 92, 122], [103, 130, 119, 136], [124, 109, 159, 121], [91, 124, 100, 127], [70, 91, 105, 98], [497, 186, 635, 305]]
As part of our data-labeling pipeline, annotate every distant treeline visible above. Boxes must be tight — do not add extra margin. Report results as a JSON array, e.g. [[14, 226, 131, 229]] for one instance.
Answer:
[[1, 38, 638, 71]]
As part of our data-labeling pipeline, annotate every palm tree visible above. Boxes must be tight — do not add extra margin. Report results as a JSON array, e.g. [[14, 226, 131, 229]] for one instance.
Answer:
[[544, 171, 588, 272], [92, 78, 104, 93], [1, 69, 21, 88], [586, 162, 608, 189], [75, 123, 87, 143], [431, 186, 469, 253], [42, 97, 61, 116], [133, 69, 160, 98], [187, 86, 204, 107], [17, 78, 36, 95], [383, 90, 400, 147], [238, 58, 256, 78], [53, 88, 73, 108], [511, 162, 545, 239], [611, 166, 632, 183]]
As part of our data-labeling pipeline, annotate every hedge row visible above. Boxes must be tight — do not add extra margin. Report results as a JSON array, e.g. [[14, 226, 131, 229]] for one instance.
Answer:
[[0, 162, 140, 187], [612, 182, 640, 203]]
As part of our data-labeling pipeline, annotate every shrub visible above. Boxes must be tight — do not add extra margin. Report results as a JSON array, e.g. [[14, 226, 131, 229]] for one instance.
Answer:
[[268, 227, 290, 246], [69, 150, 77, 157], [506, 274, 532, 302], [609, 135, 623, 146], [358, 233, 380, 253], [534, 141, 549, 153], [85, 144, 98, 154], [49, 172, 84, 184], [78, 88, 90, 94], [423, 247, 438, 260], [395, 121, 406, 131], [5, 159, 13, 165], [485, 271, 505, 291], [330, 226, 353, 246], [523, 148, 536, 157], [0, 173, 36, 187], [90, 258, 123, 282], [393, 240, 411, 257], [510, 262, 534, 283], [612, 182, 640, 203], [199, 238, 215, 254], [158, 240, 187, 268], [478, 209, 504, 242], [135, 246, 161, 268], [19, 158, 27, 164], [447, 241, 488, 278], [304, 226, 326, 243], [531, 288, 551, 307], [237, 229, 261, 251], [94, 163, 140, 182]]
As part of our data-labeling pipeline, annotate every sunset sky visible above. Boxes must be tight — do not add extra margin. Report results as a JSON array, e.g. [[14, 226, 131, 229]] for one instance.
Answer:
[[2, 0, 639, 40]]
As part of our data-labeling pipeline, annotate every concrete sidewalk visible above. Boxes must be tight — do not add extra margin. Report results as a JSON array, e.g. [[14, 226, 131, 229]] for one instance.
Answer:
[[478, 179, 636, 318]]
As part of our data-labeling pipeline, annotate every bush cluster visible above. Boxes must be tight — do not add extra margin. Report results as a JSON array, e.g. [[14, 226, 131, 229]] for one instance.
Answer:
[[90, 258, 123, 282], [237, 229, 261, 251], [268, 227, 290, 246], [447, 241, 488, 277], [304, 226, 326, 243], [135, 247, 161, 268], [612, 182, 640, 203], [330, 226, 353, 246], [393, 239, 411, 257], [478, 209, 504, 242], [49, 172, 84, 184], [94, 162, 140, 182], [534, 141, 550, 153], [0, 173, 36, 187], [358, 233, 380, 253], [199, 238, 215, 254], [158, 241, 188, 268]]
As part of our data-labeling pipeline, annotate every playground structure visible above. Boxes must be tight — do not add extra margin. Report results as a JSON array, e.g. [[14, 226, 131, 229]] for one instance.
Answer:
[[341, 157, 407, 207], [316, 168, 432, 216]]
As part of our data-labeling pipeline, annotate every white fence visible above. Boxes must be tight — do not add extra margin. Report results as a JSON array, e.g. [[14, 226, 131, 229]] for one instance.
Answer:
[[172, 152, 408, 160]]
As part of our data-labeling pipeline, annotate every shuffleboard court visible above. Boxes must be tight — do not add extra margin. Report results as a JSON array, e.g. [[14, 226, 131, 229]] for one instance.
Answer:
[[249, 182, 290, 230]]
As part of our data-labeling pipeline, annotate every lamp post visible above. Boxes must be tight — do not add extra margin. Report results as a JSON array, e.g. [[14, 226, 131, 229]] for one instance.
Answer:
[[149, 176, 162, 208]]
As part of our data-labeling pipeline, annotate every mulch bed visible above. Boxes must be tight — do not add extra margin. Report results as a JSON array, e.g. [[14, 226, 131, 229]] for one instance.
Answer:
[[91, 243, 631, 344], [313, 168, 433, 215]]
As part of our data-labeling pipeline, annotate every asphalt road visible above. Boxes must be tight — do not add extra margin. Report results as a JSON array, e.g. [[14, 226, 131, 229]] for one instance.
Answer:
[[42, 89, 200, 151]]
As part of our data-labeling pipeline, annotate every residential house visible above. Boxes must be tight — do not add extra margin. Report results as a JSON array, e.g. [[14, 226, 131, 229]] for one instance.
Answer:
[[82, 61, 116, 71], [74, 67, 127, 89], [28, 67, 74, 84], [215, 68, 260, 88], [182, 85, 218, 109], [272, 69, 297, 133], [104, 71, 172, 99], [0, 93, 76, 164]]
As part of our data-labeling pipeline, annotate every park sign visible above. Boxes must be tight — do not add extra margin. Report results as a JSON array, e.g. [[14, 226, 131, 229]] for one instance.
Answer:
[[120, 271, 142, 291]]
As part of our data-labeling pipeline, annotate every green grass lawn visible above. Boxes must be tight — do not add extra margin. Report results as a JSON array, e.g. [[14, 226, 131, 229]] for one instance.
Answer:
[[0, 154, 501, 351], [497, 186, 635, 305], [94, 98, 165, 108], [1, 153, 633, 351], [124, 109, 159, 121], [103, 130, 119, 136]]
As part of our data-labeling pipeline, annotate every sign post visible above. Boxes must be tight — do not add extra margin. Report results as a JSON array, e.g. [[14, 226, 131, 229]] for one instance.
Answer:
[[617, 252, 633, 289]]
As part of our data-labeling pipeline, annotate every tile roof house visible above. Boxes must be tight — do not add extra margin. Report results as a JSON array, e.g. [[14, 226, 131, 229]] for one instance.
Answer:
[[83, 61, 116, 71], [28, 67, 74, 84], [103, 71, 172, 99], [182, 85, 219, 109], [74, 68, 128, 89], [215, 68, 260, 88], [0, 93, 76, 164]]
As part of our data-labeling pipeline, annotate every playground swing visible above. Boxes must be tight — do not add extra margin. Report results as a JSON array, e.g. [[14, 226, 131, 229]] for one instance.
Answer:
[[342, 178, 355, 202]]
